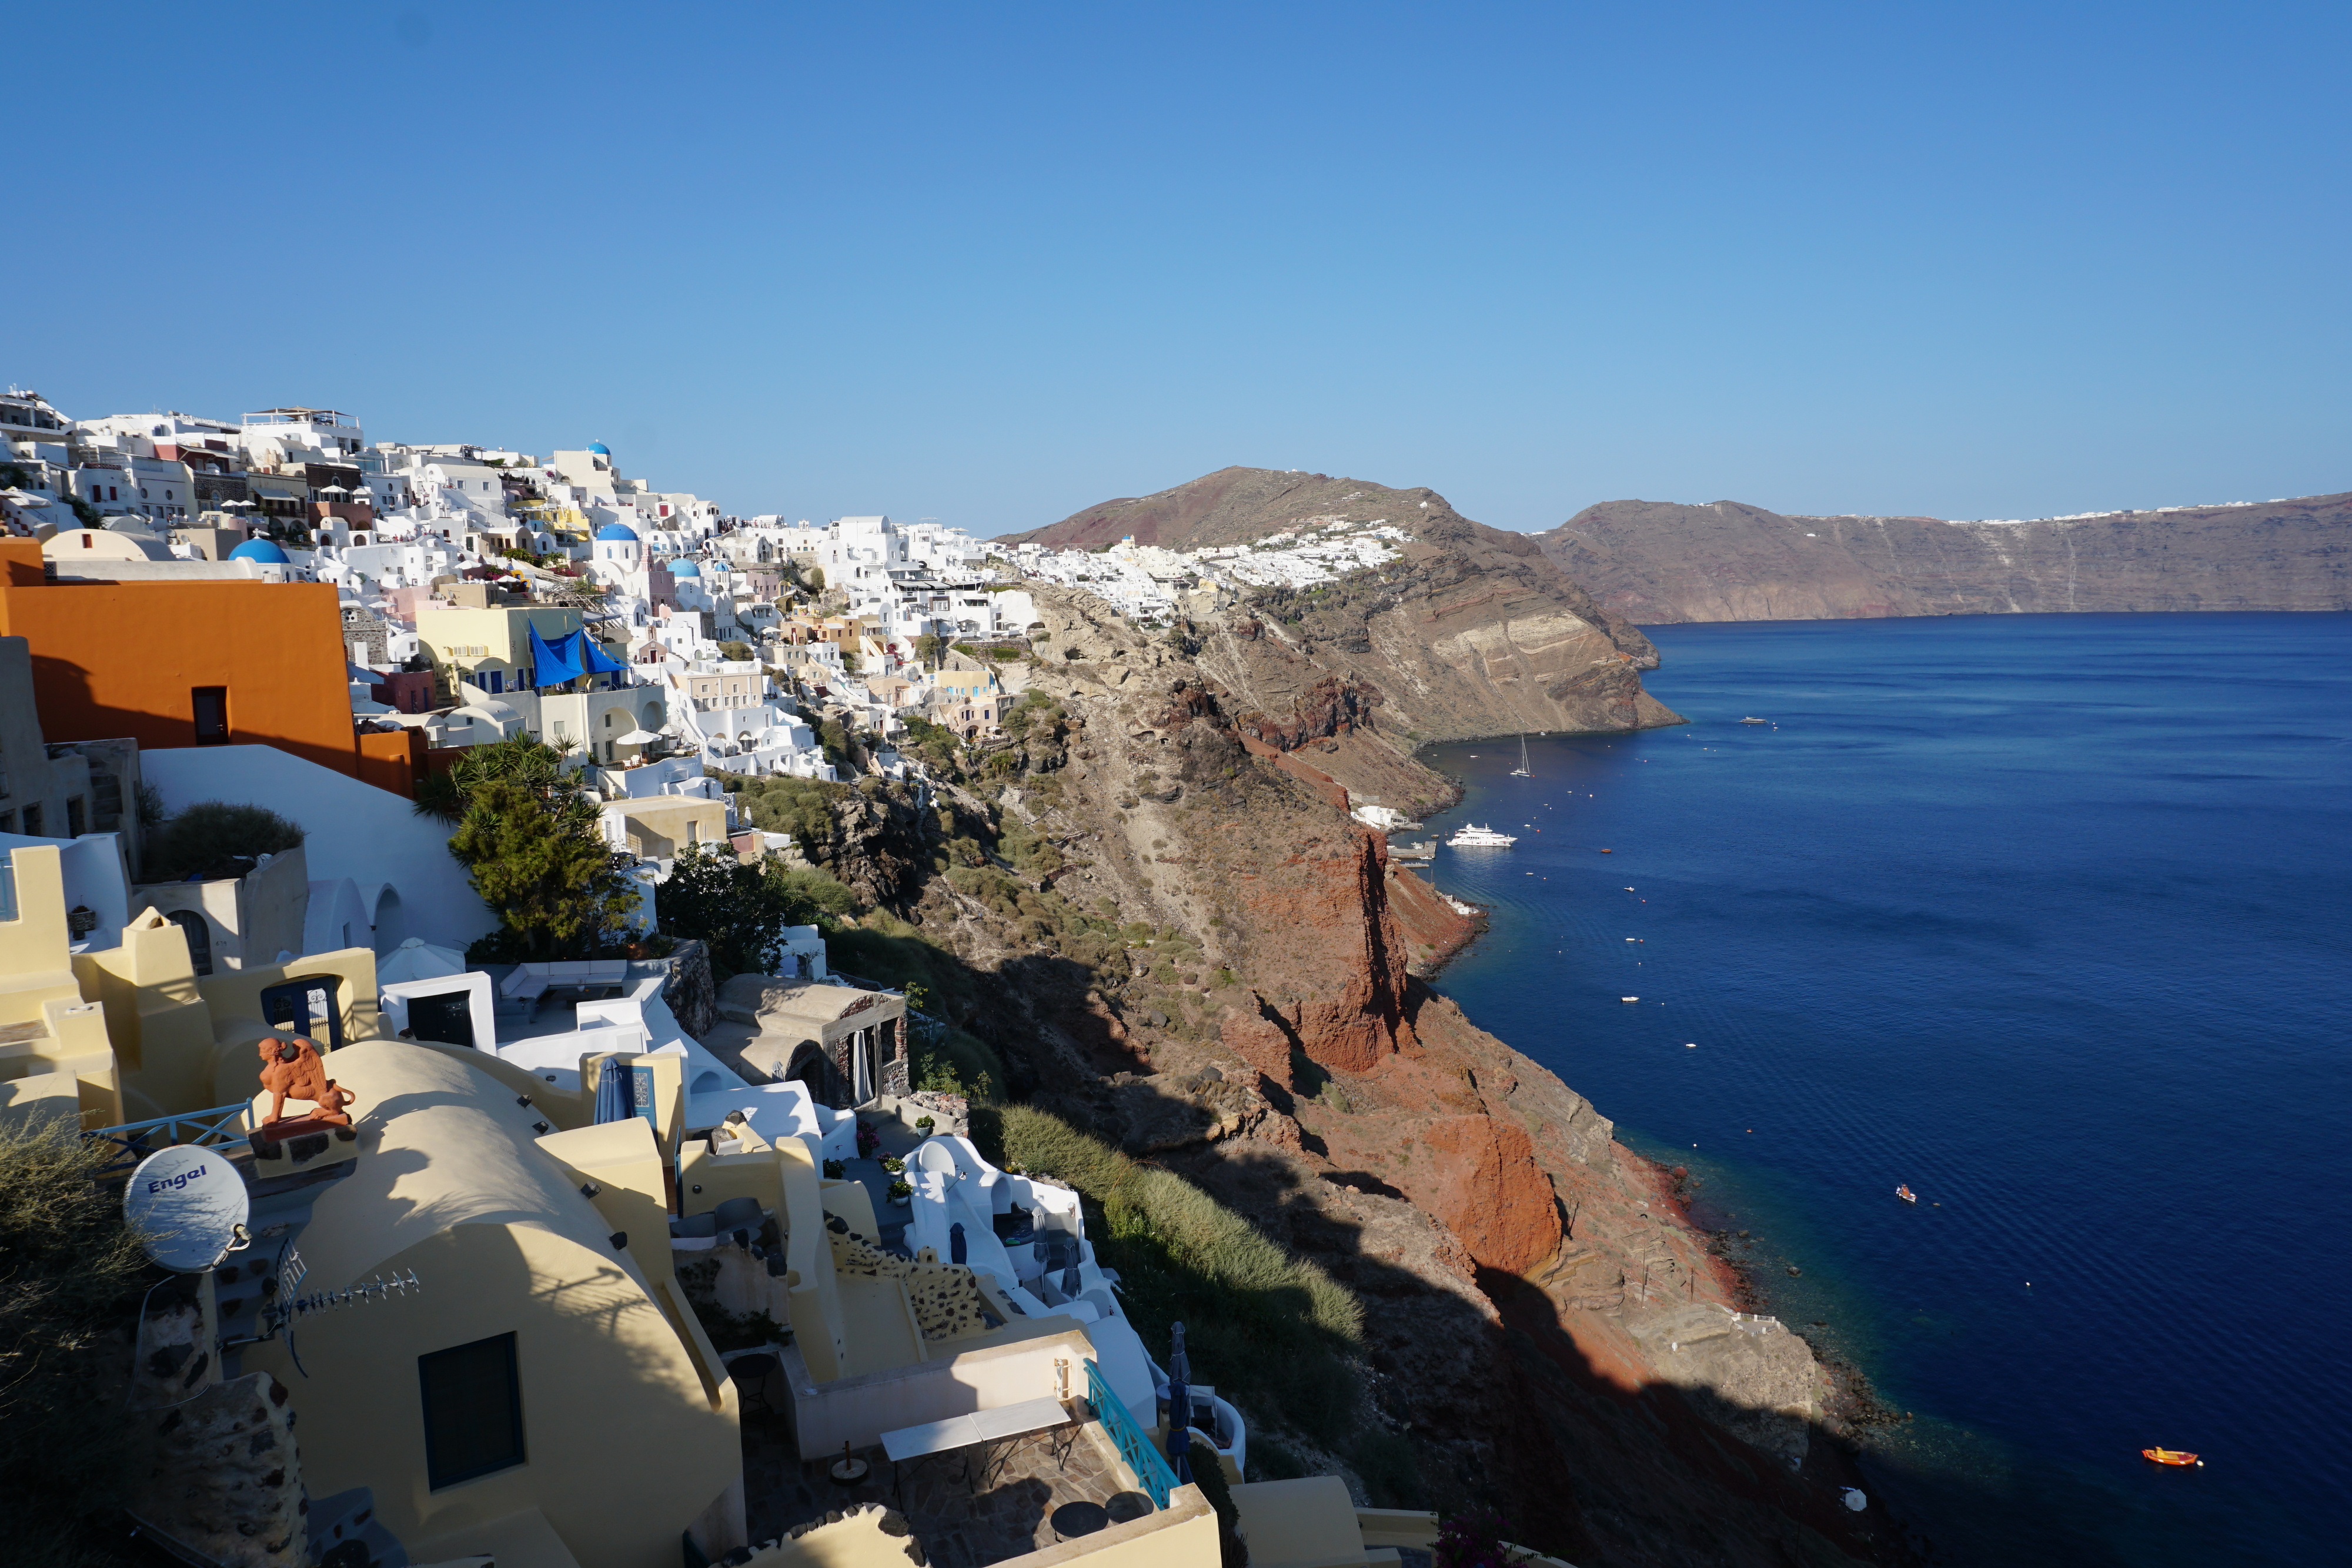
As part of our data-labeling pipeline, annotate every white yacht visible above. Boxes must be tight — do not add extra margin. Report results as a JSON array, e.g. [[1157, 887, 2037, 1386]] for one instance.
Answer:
[[1447, 823, 1517, 847]]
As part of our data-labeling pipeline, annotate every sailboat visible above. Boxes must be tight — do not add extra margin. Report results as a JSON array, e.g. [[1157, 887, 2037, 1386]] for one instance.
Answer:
[[1511, 734, 1531, 777]]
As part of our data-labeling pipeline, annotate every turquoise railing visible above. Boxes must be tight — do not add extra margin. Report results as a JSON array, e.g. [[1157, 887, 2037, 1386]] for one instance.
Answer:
[[1085, 1357, 1177, 1509]]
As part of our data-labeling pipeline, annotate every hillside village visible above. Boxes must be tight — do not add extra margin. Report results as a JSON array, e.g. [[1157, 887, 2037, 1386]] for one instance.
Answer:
[[1, 387, 1603, 1568]]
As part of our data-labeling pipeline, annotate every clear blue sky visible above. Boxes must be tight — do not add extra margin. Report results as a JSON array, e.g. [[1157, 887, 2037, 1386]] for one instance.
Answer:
[[15, 3, 2347, 534]]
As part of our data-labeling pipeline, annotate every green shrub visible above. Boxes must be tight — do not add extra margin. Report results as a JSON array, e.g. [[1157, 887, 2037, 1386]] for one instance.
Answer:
[[1000, 818, 1063, 875], [0, 1121, 149, 1568], [142, 801, 305, 882], [770, 866, 857, 925], [1248, 1438, 1308, 1480], [735, 777, 843, 847]]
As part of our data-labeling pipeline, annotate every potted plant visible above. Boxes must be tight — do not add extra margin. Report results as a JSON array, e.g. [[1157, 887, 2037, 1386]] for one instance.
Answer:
[[855, 1121, 881, 1158], [887, 1179, 913, 1208], [880, 1155, 904, 1175], [822, 1159, 846, 1180], [914, 1115, 936, 1135]]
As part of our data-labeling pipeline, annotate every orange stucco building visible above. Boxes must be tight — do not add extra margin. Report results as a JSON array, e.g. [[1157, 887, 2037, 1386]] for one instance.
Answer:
[[0, 539, 418, 795]]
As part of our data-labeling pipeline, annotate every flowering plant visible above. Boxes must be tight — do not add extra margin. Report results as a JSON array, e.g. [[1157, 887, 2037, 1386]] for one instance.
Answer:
[[888, 1179, 913, 1202], [1433, 1511, 1524, 1568], [856, 1122, 881, 1157]]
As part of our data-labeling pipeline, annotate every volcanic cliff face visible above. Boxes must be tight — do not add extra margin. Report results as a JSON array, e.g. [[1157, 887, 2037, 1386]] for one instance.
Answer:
[[1012, 466, 1685, 745], [1538, 491, 2352, 623], [871, 580, 1899, 1566]]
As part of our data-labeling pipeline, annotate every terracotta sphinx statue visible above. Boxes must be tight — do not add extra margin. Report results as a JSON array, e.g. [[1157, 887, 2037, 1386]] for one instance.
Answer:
[[256, 1034, 356, 1128]]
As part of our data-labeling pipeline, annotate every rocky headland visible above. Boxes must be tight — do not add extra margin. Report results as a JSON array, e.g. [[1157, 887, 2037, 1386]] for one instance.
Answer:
[[1536, 490, 2352, 623], [787, 471, 1910, 1565]]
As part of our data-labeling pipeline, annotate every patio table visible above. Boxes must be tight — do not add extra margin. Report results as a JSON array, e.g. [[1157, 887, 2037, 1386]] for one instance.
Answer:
[[880, 1396, 1075, 1496]]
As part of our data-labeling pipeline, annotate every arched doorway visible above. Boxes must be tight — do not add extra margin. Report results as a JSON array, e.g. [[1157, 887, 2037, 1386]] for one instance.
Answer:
[[368, 885, 406, 952], [784, 1038, 848, 1109], [165, 910, 213, 977]]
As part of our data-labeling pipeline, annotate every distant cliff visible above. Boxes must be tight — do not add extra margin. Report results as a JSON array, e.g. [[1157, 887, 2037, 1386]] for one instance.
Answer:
[[1009, 466, 1685, 740], [1535, 492, 2352, 623]]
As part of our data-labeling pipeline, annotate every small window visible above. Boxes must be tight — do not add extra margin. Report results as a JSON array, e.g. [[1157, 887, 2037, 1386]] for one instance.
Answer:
[[192, 687, 229, 744], [22, 804, 44, 837], [419, 1333, 524, 1489], [66, 797, 86, 837]]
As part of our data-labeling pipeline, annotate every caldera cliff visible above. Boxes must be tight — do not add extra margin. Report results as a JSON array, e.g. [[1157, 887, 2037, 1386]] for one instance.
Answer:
[[1537, 491, 2352, 623], [770, 470, 1907, 1565]]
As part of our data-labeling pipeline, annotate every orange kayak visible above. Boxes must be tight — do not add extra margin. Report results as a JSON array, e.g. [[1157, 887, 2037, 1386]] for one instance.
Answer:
[[2141, 1449, 2201, 1467]]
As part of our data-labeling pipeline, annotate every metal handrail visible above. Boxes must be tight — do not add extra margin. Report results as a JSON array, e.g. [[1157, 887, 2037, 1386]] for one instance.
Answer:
[[85, 1102, 251, 1174], [1085, 1357, 1176, 1509]]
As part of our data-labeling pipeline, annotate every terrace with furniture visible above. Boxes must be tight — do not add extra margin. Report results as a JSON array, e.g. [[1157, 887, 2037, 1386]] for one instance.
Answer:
[[742, 1341, 1217, 1568]]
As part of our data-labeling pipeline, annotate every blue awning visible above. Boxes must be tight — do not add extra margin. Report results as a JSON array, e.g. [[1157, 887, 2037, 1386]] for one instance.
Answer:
[[578, 633, 627, 676], [529, 623, 584, 688]]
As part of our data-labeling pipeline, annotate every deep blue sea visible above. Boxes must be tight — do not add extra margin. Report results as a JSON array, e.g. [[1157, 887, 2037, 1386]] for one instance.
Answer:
[[1421, 613, 2351, 1567]]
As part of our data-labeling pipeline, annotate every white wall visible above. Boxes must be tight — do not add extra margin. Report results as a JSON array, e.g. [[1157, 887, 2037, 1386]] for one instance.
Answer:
[[141, 745, 499, 951]]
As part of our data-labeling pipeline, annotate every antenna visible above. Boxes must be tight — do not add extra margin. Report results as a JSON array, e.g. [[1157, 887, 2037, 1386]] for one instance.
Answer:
[[220, 1242, 425, 1378], [124, 1146, 251, 1273]]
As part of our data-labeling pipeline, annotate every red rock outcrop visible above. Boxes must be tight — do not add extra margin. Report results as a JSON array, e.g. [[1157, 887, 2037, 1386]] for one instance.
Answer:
[[1218, 1004, 1295, 1088], [1230, 829, 1415, 1073], [1407, 1113, 1565, 1276]]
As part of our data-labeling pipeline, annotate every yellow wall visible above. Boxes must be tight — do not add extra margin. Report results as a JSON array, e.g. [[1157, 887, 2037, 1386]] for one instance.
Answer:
[[538, 1118, 679, 1298], [415, 604, 587, 697], [0, 845, 122, 1128], [246, 1223, 738, 1568], [74, 907, 219, 1114], [1, 843, 72, 999], [609, 797, 729, 859], [238, 1042, 742, 1568]]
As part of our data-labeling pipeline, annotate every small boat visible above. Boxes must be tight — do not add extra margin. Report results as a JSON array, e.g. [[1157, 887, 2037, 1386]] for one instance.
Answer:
[[1740, 717, 1768, 724], [1448, 824, 1517, 848], [2141, 1449, 2202, 1467], [1511, 734, 1532, 777], [1896, 1185, 1917, 1204], [1620, 996, 1639, 1003]]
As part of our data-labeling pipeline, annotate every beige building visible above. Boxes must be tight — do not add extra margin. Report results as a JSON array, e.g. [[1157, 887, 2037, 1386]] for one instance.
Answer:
[[414, 601, 601, 701], [603, 794, 729, 860], [685, 665, 766, 710], [239, 1046, 743, 1568], [928, 661, 1007, 738]]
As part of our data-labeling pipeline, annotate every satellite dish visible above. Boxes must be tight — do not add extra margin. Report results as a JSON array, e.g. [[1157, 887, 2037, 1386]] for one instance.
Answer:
[[124, 1145, 250, 1273]]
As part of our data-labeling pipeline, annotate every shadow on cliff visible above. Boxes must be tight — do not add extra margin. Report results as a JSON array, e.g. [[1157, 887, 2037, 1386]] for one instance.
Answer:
[[857, 874, 2044, 1564], [999, 1067, 2093, 1568]]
